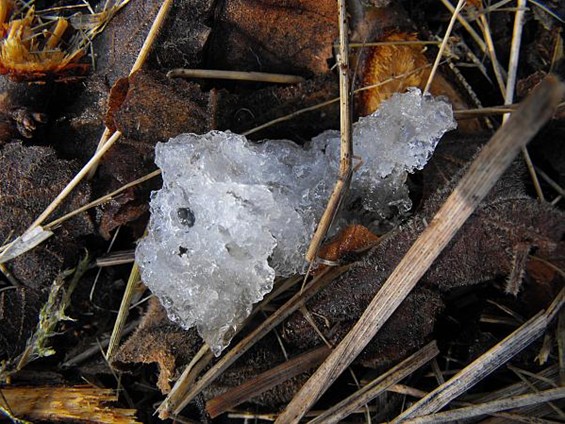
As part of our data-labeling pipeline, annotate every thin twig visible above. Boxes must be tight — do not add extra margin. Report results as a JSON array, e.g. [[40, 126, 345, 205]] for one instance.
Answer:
[[167, 69, 305, 84], [305, 0, 352, 263], [424, 0, 466, 94], [274, 75, 565, 424], [206, 346, 331, 418]]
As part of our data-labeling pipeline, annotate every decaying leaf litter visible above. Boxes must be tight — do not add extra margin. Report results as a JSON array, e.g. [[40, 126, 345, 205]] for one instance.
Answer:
[[0, 0, 563, 422]]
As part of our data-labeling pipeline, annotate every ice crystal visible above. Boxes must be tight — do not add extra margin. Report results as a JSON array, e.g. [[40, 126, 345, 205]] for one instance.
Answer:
[[136, 89, 456, 355]]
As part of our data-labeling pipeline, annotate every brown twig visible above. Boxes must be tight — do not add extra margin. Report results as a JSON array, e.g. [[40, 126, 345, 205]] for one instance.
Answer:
[[304, 0, 352, 263], [206, 346, 331, 418], [274, 74, 565, 424], [167, 69, 305, 84]]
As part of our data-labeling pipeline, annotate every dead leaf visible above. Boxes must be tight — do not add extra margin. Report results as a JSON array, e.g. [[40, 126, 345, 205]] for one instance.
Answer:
[[356, 32, 482, 132], [112, 297, 202, 393], [207, 0, 338, 76], [0, 287, 42, 360], [106, 70, 221, 141], [313, 224, 379, 275], [0, 142, 93, 288]]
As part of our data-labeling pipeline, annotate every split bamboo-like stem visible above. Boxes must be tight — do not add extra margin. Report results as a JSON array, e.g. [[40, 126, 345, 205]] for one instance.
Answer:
[[275, 74, 565, 424]]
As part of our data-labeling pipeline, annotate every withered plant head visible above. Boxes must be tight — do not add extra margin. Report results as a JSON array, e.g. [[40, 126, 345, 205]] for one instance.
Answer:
[[0, 0, 129, 81]]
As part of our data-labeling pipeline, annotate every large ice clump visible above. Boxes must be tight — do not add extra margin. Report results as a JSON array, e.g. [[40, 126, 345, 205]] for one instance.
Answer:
[[136, 89, 456, 355]]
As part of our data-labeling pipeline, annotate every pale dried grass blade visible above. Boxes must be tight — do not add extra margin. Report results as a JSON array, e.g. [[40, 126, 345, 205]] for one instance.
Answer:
[[395, 288, 565, 422], [274, 74, 565, 424], [503, 0, 545, 200], [401, 388, 565, 424], [308, 341, 439, 424], [393, 311, 546, 421], [105, 262, 142, 360], [88, 0, 173, 179], [424, 0, 465, 94]]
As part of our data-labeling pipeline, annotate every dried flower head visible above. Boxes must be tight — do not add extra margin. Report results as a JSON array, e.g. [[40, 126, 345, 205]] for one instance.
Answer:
[[0, 0, 129, 81]]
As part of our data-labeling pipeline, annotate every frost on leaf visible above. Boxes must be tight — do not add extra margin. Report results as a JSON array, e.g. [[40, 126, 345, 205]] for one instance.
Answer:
[[135, 89, 456, 355]]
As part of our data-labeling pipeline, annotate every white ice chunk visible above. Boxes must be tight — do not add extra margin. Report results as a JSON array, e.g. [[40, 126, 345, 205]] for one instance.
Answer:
[[136, 89, 456, 355]]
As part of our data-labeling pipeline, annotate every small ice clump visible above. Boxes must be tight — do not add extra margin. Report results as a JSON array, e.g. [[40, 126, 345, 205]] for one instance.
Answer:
[[136, 88, 456, 355]]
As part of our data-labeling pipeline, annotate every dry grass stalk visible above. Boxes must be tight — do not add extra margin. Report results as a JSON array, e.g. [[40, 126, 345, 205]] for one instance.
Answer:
[[157, 266, 348, 418], [274, 75, 565, 424], [401, 388, 565, 424], [472, 365, 559, 403], [88, 0, 173, 179], [476, 8, 507, 95], [206, 346, 331, 418], [423, 0, 465, 94], [99, 0, 175, 361], [393, 311, 546, 421], [506, 364, 565, 418], [308, 341, 439, 424], [96, 249, 135, 267], [439, 0, 488, 54], [559, 310, 565, 385], [305, 0, 352, 263], [0, 130, 122, 262], [61, 321, 138, 368], [47, 169, 161, 230], [167, 69, 305, 84], [105, 262, 142, 360], [0, 385, 139, 423], [502, 0, 545, 201]]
